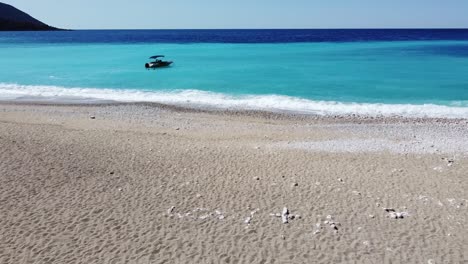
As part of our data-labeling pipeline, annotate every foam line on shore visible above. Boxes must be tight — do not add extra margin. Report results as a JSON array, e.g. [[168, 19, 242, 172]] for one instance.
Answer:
[[1, 83, 468, 118]]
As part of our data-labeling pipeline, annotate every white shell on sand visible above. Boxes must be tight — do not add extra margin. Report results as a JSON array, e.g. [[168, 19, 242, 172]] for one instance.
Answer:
[[244, 216, 252, 224]]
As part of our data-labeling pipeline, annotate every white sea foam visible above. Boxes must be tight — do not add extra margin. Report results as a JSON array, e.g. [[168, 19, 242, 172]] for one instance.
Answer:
[[1, 83, 468, 119]]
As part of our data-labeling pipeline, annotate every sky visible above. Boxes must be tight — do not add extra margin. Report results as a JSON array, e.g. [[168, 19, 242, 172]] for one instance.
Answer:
[[4, 0, 468, 29]]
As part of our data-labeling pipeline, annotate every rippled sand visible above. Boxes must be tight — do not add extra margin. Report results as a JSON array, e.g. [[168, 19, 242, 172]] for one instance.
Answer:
[[0, 103, 467, 264]]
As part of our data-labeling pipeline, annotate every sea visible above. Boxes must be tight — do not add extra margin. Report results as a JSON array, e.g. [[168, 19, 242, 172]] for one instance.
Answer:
[[1, 29, 468, 118]]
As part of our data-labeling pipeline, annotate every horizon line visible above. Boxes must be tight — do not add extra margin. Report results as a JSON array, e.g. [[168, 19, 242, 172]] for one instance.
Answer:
[[62, 27, 468, 31]]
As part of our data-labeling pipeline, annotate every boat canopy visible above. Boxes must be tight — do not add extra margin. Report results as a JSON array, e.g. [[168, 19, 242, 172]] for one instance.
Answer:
[[149, 55, 165, 59]]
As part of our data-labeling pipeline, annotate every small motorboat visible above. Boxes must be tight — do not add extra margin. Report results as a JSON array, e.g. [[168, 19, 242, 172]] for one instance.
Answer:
[[145, 55, 173, 69]]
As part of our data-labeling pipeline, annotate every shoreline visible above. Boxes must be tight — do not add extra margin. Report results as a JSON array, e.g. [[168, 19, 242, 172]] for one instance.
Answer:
[[1, 100, 468, 124], [2, 82, 468, 120], [1, 102, 467, 263]]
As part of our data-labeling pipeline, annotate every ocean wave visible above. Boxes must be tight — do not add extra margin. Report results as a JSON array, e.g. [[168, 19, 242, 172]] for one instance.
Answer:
[[1, 83, 468, 118]]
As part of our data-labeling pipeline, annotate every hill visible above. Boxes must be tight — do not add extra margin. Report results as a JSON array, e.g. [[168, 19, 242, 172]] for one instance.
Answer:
[[0, 2, 61, 30]]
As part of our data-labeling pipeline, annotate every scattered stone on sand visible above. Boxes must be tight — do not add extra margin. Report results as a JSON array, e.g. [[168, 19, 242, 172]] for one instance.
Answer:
[[388, 212, 407, 219], [444, 158, 454, 167], [244, 216, 252, 224], [109, 171, 114, 175], [324, 215, 340, 232], [352, 190, 361, 196], [199, 214, 210, 220], [281, 207, 289, 224], [90, 116, 95, 119], [167, 206, 175, 215], [214, 210, 225, 220], [369, 214, 375, 218], [254, 177, 260, 181], [338, 178, 344, 182], [383, 208, 408, 219], [313, 222, 323, 234], [292, 182, 299, 187], [175, 127, 180, 130]]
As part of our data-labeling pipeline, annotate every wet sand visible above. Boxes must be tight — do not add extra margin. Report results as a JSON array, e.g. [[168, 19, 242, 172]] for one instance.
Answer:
[[0, 103, 467, 264]]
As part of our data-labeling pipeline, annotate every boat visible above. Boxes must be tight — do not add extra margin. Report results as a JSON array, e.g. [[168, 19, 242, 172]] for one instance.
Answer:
[[145, 55, 173, 69]]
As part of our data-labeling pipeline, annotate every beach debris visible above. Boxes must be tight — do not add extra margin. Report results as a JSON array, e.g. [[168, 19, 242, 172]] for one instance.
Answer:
[[90, 116, 96, 119], [244, 216, 252, 224], [281, 207, 289, 224]]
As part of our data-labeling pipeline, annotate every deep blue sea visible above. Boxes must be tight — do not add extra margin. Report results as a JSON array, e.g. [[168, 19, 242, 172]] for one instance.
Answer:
[[1, 29, 468, 117]]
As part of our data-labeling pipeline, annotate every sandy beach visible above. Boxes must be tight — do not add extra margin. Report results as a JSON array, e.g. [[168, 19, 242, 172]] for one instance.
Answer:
[[0, 102, 467, 264]]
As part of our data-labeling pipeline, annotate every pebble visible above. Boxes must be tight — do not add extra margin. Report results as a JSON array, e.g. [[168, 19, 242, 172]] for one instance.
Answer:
[[369, 214, 375, 218], [281, 207, 289, 224], [167, 206, 175, 214], [90, 116, 95, 119], [254, 177, 260, 181], [292, 182, 299, 187], [244, 216, 252, 224], [199, 214, 210, 220], [338, 178, 344, 182]]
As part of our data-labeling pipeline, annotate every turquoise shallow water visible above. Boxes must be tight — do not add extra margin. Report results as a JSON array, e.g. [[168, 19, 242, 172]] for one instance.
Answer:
[[1, 30, 468, 117]]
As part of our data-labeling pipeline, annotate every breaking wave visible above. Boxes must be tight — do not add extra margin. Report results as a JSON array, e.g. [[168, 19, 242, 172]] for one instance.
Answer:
[[1, 83, 468, 118]]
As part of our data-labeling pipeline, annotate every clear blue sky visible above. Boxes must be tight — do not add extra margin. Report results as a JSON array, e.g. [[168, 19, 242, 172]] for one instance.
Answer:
[[5, 0, 468, 29]]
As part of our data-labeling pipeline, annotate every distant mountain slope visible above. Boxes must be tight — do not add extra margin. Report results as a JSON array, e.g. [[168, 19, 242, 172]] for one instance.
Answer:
[[0, 2, 61, 30]]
